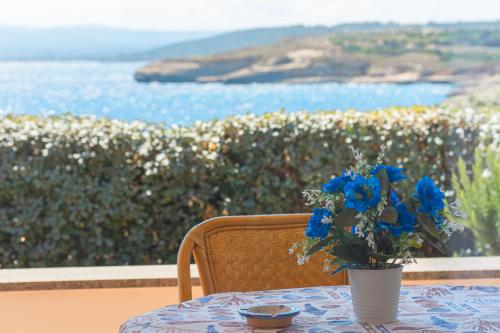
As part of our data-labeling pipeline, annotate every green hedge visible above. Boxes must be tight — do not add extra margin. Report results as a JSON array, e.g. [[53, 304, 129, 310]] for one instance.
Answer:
[[0, 106, 498, 268]]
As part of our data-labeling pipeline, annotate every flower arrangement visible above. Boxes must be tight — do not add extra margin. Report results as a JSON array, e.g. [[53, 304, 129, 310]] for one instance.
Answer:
[[292, 147, 464, 273]]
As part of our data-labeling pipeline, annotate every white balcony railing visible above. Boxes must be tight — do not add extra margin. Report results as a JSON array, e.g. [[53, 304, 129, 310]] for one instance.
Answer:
[[1, 257, 499, 291]]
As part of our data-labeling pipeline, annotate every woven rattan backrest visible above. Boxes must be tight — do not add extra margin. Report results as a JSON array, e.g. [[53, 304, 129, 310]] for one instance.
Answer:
[[177, 214, 348, 302]]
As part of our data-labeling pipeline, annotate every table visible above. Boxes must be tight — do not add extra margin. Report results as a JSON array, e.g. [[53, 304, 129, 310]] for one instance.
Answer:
[[120, 285, 500, 332]]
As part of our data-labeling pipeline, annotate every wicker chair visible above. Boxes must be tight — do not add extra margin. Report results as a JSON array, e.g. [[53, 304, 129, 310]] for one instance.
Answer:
[[177, 214, 348, 302]]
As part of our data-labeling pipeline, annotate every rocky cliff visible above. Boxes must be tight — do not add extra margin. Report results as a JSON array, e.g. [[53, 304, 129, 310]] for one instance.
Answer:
[[135, 25, 500, 84]]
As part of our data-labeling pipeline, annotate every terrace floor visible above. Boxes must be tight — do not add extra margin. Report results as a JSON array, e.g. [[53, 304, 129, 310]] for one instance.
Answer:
[[0, 286, 201, 333]]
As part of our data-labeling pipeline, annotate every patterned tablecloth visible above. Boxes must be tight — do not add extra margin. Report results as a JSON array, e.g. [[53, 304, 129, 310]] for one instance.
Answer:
[[120, 285, 500, 333]]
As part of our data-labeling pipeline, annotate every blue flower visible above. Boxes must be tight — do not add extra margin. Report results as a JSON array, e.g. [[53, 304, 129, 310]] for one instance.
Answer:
[[390, 190, 400, 205], [377, 221, 402, 237], [350, 225, 357, 235], [434, 215, 445, 231], [397, 203, 416, 233], [322, 173, 351, 193], [344, 175, 381, 213], [305, 208, 332, 239], [415, 176, 445, 216], [371, 164, 407, 182], [377, 202, 416, 237]]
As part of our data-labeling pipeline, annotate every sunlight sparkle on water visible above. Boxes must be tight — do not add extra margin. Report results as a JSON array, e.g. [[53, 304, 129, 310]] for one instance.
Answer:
[[0, 61, 453, 125]]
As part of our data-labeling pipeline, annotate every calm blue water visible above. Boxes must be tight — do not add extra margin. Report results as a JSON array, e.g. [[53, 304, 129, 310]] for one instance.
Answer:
[[0, 61, 453, 125]]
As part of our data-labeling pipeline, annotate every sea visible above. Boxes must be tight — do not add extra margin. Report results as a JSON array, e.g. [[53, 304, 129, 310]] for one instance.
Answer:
[[0, 61, 454, 126]]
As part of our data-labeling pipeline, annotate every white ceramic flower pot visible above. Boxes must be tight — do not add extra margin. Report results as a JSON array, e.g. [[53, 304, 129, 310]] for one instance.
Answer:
[[348, 265, 403, 324]]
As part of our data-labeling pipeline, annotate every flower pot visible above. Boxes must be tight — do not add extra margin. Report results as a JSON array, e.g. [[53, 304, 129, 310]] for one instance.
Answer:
[[348, 265, 403, 324]]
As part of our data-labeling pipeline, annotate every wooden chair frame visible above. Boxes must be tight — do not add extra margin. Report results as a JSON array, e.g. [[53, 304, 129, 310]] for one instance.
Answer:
[[177, 214, 348, 302]]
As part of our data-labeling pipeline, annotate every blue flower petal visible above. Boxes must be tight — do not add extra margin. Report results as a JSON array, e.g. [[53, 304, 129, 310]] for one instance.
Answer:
[[344, 175, 381, 213], [371, 164, 407, 183], [322, 173, 351, 193], [305, 208, 332, 239], [416, 176, 445, 217]]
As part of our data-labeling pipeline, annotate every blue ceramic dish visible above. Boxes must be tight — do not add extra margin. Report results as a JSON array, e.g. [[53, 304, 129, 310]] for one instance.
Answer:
[[239, 305, 301, 318], [239, 305, 301, 328]]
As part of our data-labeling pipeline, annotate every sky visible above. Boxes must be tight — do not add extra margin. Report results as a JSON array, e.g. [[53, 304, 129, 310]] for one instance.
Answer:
[[1, 0, 499, 31]]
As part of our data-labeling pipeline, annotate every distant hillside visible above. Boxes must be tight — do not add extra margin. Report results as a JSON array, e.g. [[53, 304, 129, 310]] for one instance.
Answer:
[[126, 23, 419, 61], [0, 26, 217, 60], [135, 21, 500, 84]]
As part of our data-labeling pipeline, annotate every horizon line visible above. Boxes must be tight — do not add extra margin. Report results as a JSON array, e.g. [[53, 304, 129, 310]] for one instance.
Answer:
[[1, 19, 499, 33]]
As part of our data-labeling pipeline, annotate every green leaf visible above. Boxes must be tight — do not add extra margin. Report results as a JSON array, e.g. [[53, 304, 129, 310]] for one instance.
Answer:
[[333, 208, 359, 226], [306, 236, 334, 256], [331, 243, 369, 265], [420, 234, 447, 255], [376, 168, 390, 194], [379, 205, 398, 224], [330, 257, 348, 266], [417, 213, 440, 239], [368, 251, 393, 262], [333, 227, 361, 243], [404, 199, 418, 215], [330, 263, 354, 276]]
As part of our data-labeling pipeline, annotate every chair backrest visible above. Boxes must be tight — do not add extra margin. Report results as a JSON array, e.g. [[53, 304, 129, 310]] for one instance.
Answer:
[[177, 214, 348, 302]]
